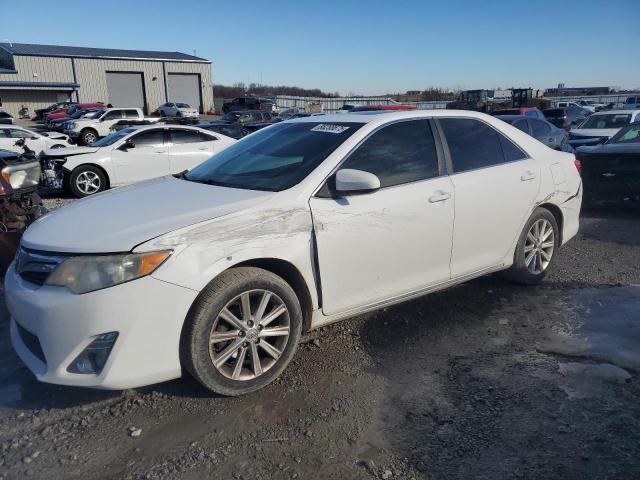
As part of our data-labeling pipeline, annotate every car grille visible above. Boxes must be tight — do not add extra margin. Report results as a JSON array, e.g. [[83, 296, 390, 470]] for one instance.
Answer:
[[15, 247, 67, 286], [16, 321, 46, 364]]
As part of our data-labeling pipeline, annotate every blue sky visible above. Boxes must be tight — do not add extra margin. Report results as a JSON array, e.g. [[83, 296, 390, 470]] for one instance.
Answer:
[[1, 0, 638, 95]]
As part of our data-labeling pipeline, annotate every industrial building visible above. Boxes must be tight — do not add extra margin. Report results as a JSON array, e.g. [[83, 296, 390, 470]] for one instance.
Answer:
[[0, 43, 213, 117]]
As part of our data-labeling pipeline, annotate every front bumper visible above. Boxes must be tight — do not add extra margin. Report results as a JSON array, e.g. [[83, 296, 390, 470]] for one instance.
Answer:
[[5, 263, 199, 389]]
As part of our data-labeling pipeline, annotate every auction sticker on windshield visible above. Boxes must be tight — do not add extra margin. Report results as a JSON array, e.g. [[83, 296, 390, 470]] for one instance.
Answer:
[[310, 124, 350, 134]]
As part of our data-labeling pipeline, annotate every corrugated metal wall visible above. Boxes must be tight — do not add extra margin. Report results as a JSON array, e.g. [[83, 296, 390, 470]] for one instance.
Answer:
[[165, 62, 213, 113], [0, 55, 74, 83]]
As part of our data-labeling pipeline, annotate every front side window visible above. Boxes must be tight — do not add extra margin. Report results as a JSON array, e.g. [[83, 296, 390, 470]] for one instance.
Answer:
[[130, 129, 165, 148], [9, 129, 33, 139], [579, 114, 631, 129], [102, 110, 122, 120], [339, 120, 439, 188], [440, 118, 526, 173], [176, 103, 190, 108], [185, 122, 362, 191], [169, 129, 213, 144]]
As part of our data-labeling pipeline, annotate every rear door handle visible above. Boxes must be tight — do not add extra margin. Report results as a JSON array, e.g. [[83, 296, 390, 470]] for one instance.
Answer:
[[198, 147, 209, 151], [520, 171, 536, 181], [428, 191, 451, 203], [154, 150, 166, 154]]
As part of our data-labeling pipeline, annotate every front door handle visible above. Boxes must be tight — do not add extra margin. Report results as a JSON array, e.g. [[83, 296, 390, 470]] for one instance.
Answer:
[[428, 191, 451, 203], [154, 151, 166, 154], [520, 171, 536, 181]]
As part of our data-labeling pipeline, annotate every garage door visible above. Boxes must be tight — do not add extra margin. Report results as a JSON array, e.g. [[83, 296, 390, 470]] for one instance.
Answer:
[[106, 72, 145, 111], [167, 74, 201, 113]]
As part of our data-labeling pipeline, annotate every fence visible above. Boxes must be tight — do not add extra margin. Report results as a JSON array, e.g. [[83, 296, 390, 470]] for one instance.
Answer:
[[213, 95, 450, 113], [212, 93, 637, 114]]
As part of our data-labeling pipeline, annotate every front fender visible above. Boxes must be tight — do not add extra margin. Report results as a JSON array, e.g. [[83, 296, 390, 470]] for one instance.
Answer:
[[140, 207, 319, 308], [62, 153, 116, 182]]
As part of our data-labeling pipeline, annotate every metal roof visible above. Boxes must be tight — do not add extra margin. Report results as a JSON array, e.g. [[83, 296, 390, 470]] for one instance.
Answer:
[[0, 81, 80, 89], [0, 43, 210, 63]]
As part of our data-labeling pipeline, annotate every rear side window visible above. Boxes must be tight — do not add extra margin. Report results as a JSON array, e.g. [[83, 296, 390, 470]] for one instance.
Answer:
[[512, 119, 529, 133], [340, 119, 439, 188], [124, 110, 139, 119], [530, 119, 551, 136], [440, 118, 526, 173]]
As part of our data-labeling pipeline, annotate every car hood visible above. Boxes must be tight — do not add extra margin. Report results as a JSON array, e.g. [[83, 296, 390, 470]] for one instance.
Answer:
[[21, 176, 274, 253], [570, 128, 620, 138], [42, 146, 99, 156], [41, 132, 68, 139]]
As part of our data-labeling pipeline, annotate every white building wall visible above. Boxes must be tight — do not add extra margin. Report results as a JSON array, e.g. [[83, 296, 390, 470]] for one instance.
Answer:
[[164, 61, 213, 113]]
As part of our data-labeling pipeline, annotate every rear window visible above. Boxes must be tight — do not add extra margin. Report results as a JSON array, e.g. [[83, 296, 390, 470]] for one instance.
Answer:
[[492, 109, 519, 115], [579, 114, 631, 129]]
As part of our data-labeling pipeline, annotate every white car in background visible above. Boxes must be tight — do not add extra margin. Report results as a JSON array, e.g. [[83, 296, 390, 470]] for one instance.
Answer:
[[40, 125, 235, 197], [569, 110, 640, 142], [6, 111, 582, 396], [0, 125, 71, 155], [158, 102, 199, 118]]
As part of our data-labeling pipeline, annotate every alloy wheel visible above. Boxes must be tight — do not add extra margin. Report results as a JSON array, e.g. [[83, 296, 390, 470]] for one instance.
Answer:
[[524, 218, 555, 275], [75, 171, 101, 195], [209, 289, 290, 381], [84, 132, 97, 144]]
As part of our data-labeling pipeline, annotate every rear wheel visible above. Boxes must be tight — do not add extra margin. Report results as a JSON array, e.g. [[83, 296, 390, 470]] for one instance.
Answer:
[[182, 267, 302, 396], [504, 208, 559, 285], [69, 165, 107, 198]]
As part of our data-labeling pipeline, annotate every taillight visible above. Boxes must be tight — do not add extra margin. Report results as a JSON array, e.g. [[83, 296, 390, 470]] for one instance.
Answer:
[[574, 158, 582, 176]]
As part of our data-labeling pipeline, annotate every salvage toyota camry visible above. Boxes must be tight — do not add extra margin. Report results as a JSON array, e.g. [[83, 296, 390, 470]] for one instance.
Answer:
[[5, 111, 582, 396]]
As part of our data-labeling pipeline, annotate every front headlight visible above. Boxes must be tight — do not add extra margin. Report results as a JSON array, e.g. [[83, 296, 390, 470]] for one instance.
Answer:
[[45, 251, 171, 294], [1, 161, 41, 189]]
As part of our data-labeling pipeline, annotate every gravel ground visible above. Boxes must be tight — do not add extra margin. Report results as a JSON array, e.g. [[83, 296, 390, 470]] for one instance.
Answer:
[[1, 200, 639, 480]]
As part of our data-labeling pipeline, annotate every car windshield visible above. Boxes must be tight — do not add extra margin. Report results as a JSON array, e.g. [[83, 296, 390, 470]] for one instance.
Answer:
[[185, 122, 362, 191], [608, 124, 640, 144], [176, 103, 190, 108], [578, 113, 631, 129], [92, 128, 136, 147]]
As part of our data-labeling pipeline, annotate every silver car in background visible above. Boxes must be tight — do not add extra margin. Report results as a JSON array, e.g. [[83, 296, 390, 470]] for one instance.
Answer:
[[496, 115, 568, 150]]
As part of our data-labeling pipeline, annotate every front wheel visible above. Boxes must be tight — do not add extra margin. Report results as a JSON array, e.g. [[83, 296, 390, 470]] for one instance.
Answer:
[[181, 267, 302, 396], [80, 129, 98, 146], [504, 208, 559, 285], [69, 165, 107, 198]]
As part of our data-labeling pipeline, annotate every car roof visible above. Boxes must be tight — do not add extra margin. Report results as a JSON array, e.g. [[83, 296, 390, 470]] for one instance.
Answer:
[[128, 124, 210, 132], [495, 115, 528, 122], [286, 109, 504, 125]]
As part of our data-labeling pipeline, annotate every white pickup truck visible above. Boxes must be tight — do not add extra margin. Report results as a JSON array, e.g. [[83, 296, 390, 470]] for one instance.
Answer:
[[64, 108, 160, 145]]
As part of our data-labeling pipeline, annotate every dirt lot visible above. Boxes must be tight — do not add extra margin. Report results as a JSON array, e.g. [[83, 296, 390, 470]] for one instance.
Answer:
[[1, 200, 640, 480]]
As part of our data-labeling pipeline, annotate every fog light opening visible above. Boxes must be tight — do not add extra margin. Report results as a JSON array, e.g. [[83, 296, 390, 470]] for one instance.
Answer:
[[67, 332, 119, 375]]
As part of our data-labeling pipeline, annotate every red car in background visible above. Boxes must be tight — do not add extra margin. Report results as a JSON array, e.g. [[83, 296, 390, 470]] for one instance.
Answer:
[[44, 102, 105, 125], [491, 107, 545, 120]]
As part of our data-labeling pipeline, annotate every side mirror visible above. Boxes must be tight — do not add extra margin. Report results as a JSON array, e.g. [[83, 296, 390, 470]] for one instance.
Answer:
[[119, 139, 135, 151], [335, 169, 380, 195], [30, 136, 39, 140]]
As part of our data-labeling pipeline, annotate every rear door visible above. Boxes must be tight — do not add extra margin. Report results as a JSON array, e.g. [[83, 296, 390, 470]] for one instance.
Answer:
[[309, 119, 454, 315], [437, 117, 540, 278], [111, 128, 169, 185], [167, 128, 218, 173]]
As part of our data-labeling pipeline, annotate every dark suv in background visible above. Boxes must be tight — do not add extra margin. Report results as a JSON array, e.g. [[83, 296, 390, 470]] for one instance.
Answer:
[[543, 105, 591, 130], [221, 97, 276, 113]]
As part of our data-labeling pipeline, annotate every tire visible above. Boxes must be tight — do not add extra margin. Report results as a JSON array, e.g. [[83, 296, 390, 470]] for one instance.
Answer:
[[504, 207, 559, 285], [69, 165, 107, 198], [80, 129, 98, 146], [181, 267, 302, 396]]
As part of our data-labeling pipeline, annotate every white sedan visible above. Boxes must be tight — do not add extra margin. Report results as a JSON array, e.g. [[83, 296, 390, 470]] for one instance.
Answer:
[[40, 125, 236, 197], [0, 125, 71, 155], [158, 102, 199, 118], [6, 111, 582, 395]]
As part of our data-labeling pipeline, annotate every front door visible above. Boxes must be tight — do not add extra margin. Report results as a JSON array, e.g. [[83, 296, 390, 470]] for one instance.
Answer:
[[111, 128, 170, 185], [310, 119, 454, 316], [437, 118, 540, 278]]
